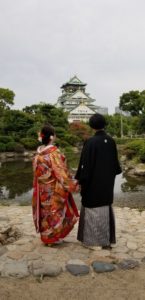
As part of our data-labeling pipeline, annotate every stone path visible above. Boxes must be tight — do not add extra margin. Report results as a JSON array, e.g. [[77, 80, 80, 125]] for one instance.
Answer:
[[0, 205, 145, 278]]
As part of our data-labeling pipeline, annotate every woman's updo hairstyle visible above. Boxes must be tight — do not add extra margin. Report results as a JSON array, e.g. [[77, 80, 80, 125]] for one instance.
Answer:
[[41, 124, 55, 145], [89, 113, 107, 130]]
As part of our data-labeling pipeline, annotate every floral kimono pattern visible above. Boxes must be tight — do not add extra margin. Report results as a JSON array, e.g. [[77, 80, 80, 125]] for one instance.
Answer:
[[32, 145, 79, 244]]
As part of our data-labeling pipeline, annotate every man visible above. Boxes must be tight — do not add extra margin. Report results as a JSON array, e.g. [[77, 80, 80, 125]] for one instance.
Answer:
[[75, 113, 122, 250]]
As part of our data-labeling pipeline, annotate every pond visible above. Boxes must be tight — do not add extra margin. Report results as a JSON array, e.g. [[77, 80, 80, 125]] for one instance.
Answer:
[[0, 159, 145, 209]]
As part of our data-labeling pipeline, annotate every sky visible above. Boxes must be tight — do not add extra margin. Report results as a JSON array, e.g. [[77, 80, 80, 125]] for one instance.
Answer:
[[1, 0, 145, 114]]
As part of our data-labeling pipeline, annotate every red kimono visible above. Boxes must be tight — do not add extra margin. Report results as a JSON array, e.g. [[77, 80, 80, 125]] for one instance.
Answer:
[[32, 145, 79, 244]]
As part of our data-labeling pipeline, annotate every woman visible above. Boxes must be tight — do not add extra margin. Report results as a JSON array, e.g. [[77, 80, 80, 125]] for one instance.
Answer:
[[32, 124, 79, 245], [75, 113, 122, 250]]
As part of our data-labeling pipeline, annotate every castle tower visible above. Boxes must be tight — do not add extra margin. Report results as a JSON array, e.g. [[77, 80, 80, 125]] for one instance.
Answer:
[[56, 75, 107, 122]]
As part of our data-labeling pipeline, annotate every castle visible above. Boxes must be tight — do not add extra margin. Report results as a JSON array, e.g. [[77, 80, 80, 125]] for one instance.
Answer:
[[56, 76, 108, 123]]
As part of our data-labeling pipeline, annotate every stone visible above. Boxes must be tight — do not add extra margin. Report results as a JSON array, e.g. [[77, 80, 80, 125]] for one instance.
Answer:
[[66, 264, 90, 276], [67, 259, 87, 266], [33, 264, 62, 277], [118, 259, 139, 270], [38, 246, 58, 254], [0, 246, 7, 257], [6, 237, 15, 243], [134, 164, 145, 176], [1, 261, 29, 278], [7, 250, 24, 260], [0, 217, 9, 222], [5, 153, 15, 158], [26, 253, 42, 261], [141, 257, 145, 263], [15, 237, 35, 245], [92, 261, 116, 273], [132, 252, 145, 259], [30, 259, 44, 272], [19, 243, 35, 252], [6, 245, 17, 251], [66, 259, 90, 276], [127, 242, 138, 250]]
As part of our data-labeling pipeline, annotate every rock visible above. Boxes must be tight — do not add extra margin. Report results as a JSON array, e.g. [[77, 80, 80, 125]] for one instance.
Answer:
[[5, 153, 15, 158], [66, 264, 90, 276], [67, 259, 88, 266], [0, 217, 9, 222], [92, 261, 116, 273], [0, 226, 12, 234], [7, 250, 24, 260], [1, 261, 29, 278], [0, 234, 7, 244], [127, 242, 138, 250], [19, 243, 35, 252], [134, 164, 145, 176], [6, 237, 15, 243], [66, 259, 90, 276], [23, 152, 29, 157], [33, 264, 62, 277], [0, 246, 7, 257], [118, 259, 139, 270], [141, 257, 145, 263]]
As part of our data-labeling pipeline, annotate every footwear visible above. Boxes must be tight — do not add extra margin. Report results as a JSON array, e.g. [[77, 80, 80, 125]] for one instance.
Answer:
[[102, 245, 112, 250], [82, 244, 102, 251], [54, 240, 63, 245], [45, 240, 63, 247]]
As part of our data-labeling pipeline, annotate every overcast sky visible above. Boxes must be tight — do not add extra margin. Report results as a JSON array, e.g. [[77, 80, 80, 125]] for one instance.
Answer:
[[1, 0, 145, 114]]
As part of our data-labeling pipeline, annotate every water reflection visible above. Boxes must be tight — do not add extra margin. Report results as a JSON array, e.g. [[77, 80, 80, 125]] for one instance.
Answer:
[[0, 160, 33, 202], [114, 173, 145, 194], [0, 160, 145, 207]]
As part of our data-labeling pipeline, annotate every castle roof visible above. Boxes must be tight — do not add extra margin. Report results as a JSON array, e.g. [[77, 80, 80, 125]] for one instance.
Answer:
[[69, 102, 95, 115], [61, 75, 86, 88]]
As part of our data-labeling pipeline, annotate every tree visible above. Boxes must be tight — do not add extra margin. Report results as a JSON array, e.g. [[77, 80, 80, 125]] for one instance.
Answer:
[[0, 88, 15, 111], [69, 122, 92, 143], [119, 90, 145, 116], [2, 110, 34, 138]]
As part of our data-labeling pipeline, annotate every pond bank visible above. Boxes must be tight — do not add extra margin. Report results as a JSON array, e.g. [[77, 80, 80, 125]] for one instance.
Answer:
[[0, 151, 35, 162]]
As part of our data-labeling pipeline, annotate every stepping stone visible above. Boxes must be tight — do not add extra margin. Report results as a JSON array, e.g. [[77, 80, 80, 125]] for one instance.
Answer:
[[92, 261, 116, 273], [33, 264, 62, 277], [1, 261, 29, 278], [118, 259, 139, 270], [66, 259, 90, 276]]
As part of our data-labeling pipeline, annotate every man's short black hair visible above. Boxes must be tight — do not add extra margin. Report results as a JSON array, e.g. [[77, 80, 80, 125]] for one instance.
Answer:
[[89, 113, 107, 130]]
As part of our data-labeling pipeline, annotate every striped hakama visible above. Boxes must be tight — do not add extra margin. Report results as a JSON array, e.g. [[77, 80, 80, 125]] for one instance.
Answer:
[[77, 205, 116, 247]]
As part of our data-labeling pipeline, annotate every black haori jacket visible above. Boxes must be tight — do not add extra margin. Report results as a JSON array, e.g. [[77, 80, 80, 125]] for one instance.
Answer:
[[75, 130, 122, 208]]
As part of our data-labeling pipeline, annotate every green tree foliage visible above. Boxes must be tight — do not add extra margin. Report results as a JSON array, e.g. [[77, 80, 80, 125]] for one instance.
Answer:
[[119, 90, 145, 116], [125, 139, 145, 162], [0, 88, 15, 111], [2, 110, 34, 138]]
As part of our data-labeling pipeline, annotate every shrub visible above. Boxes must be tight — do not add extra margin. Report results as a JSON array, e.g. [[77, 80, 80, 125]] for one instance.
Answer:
[[0, 136, 14, 144], [125, 149, 136, 160], [14, 143, 25, 153], [20, 138, 38, 150], [0, 143, 6, 152], [5, 142, 18, 152], [124, 139, 145, 161], [55, 138, 70, 148], [139, 145, 145, 163], [26, 127, 38, 138], [114, 138, 131, 145], [125, 140, 145, 153]]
